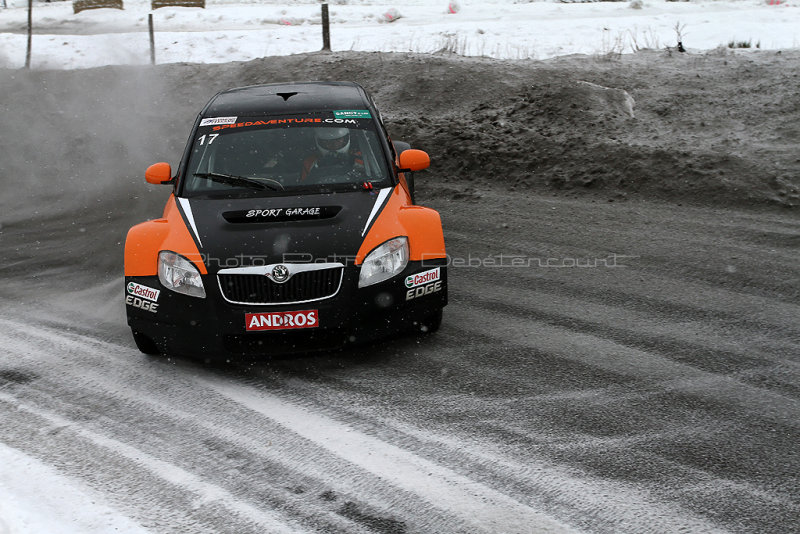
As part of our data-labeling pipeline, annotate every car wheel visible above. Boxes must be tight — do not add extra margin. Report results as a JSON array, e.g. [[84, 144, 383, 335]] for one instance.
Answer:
[[419, 309, 443, 334], [131, 329, 160, 355]]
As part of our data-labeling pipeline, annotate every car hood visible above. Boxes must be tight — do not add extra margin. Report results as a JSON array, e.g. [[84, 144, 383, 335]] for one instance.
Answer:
[[176, 188, 392, 272]]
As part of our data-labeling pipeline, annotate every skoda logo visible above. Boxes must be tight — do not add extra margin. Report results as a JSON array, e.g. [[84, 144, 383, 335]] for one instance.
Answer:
[[271, 264, 290, 283]]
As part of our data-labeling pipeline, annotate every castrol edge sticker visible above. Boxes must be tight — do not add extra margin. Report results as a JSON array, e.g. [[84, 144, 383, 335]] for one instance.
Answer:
[[245, 310, 319, 331], [404, 267, 441, 289], [127, 281, 160, 302]]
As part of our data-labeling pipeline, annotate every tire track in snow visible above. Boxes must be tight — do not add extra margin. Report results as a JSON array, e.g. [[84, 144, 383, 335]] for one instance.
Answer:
[[1, 317, 573, 533], [0, 321, 376, 533], [443, 305, 800, 430], [0, 442, 150, 534], [0, 318, 473, 533], [244, 374, 743, 534], [0, 390, 305, 534], [450, 280, 800, 363], [1, 315, 764, 534], [203, 376, 578, 534]]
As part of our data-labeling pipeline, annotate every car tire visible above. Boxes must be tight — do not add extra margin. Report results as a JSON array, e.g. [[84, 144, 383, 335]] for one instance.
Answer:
[[131, 329, 160, 355], [419, 309, 443, 334]]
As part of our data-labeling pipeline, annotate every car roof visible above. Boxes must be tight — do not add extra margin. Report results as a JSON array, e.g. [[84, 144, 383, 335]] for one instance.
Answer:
[[201, 81, 371, 117]]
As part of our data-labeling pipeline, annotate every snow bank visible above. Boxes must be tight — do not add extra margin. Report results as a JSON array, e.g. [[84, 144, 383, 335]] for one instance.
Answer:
[[0, 0, 797, 69]]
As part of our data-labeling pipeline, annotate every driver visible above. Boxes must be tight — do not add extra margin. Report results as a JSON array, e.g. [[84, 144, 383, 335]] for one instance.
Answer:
[[301, 127, 365, 182]]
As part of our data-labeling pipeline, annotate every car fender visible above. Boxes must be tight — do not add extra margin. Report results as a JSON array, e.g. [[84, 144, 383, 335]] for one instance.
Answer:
[[397, 205, 446, 262], [124, 195, 207, 276], [356, 186, 446, 264]]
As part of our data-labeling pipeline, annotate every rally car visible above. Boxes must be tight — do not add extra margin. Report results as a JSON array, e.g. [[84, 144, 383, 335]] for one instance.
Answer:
[[124, 81, 447, 356]]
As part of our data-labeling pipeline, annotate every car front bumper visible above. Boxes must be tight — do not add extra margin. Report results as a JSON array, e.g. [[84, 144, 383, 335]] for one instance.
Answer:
[[125, 259, 447, 357]]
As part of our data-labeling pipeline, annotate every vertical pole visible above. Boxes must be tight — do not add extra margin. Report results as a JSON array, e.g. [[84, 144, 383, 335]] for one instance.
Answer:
[[25, 0, 32, 68], [321, 3, 330, 51], [148, 13, 155, 65]]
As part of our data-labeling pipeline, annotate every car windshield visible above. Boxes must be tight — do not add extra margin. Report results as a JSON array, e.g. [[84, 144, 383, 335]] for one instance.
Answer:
[[181, 115, 391, 197]]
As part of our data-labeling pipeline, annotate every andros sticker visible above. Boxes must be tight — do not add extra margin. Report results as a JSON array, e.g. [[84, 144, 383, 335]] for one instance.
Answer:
[[404, 267, 440, 289], [127, 282, 160, 302], [245, 310, 319, 331], [199, 116, 237, 127]]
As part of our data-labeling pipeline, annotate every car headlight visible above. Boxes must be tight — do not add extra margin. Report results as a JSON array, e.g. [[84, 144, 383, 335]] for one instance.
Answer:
[[358, 237, 409, 288], [158, 251, 206, 298]]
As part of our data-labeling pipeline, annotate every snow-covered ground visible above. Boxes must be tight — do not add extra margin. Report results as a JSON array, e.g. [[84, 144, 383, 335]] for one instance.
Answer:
[[0, 0, 798, 69], [0, 442, 149, 534]]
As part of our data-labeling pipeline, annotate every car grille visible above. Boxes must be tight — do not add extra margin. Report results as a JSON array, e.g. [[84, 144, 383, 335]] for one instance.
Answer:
[[217, 268, 343, 304]]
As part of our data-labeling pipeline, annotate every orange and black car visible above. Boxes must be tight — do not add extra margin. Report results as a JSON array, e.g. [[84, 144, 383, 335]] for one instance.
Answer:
[[124, 82, 447, 357]]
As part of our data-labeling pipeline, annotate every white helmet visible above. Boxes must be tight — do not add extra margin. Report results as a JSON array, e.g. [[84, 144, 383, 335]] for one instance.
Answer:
[[315, 128, 350, 156]]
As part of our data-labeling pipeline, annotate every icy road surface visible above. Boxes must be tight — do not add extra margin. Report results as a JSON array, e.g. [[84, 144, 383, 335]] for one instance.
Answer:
[[1, 52, 799, 532], [2, 188, 798, 533]]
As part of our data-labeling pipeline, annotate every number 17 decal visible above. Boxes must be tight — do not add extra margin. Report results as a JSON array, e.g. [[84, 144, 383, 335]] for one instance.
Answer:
[[198, 134, 219, 145]]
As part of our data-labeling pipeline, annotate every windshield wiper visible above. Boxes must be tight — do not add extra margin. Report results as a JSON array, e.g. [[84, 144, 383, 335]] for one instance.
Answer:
[[192, 172, 280, 191], [290, 183, 363, 194]]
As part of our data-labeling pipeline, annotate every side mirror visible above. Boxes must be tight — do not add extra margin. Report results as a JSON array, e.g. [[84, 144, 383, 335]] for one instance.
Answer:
[[392, 140, 411, 156], [398, 149, 430, 172], [145, 162, 173, 185]]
